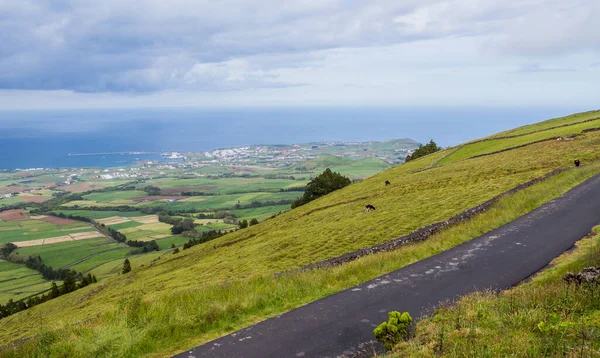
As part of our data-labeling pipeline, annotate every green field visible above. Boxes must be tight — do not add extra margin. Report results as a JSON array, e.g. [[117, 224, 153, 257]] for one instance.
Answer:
[[155, 236, 190, 250], [486, 109, 600, 139], [232, 204, 290, 221], [0, 260, 54, 305], [12, 238, 123, 269], [83, 190, 147, 203], [439, 116, 600, 165], [52, 210, 145, 219], [107, 221, 143, 230]]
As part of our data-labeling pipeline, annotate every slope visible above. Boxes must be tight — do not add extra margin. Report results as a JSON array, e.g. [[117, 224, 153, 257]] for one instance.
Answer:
[[1, 110, 600, 357]]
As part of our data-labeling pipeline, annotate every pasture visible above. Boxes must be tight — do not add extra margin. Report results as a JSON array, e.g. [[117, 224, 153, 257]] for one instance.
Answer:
[[0, 260, 55, 305]]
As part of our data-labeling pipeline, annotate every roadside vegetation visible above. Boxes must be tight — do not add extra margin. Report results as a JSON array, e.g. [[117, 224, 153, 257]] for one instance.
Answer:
[[387, 225, 600, 357]]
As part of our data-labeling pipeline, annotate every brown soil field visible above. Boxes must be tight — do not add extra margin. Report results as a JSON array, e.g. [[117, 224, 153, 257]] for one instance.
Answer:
[[0, 209, 29, 222], [43, 236, 74, 245], [40, 216, 79, 225], [70, 232, 103, 240], [18, 195, 49, 203], [0, 186, 27, 194], [96, 216, 130, 225], [13, 239, 46, 247], [130, 215, 159, 224], [161, 186, 218, 194]]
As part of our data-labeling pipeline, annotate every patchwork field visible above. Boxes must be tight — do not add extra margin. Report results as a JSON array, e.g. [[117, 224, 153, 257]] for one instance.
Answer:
[[0, 210, 98, 245]]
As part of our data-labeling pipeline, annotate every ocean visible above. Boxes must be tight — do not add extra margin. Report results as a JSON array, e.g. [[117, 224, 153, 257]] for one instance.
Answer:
[[0, 106, 589, 170]]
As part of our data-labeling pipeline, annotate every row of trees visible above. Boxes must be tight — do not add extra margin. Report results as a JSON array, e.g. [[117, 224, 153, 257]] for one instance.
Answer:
[[237, 218, 259, 229], [158, 213, 197, 234], [0, 253, 97, 320], [181, 230, 226, 250]]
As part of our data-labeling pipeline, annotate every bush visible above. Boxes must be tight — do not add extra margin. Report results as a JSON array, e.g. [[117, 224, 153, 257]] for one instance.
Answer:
[[291, 168, 351, 208], [373, 311, 412, 350]]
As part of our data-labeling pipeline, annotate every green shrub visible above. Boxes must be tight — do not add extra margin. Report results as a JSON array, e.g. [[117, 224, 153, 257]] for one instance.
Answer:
[[405, 140, 441, 162], [373, 311, 413, 350], [291, 168, 351, 208]]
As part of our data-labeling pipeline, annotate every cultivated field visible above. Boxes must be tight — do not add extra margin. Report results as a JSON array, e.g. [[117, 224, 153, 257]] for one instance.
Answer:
[[0, 210, 97, 245]]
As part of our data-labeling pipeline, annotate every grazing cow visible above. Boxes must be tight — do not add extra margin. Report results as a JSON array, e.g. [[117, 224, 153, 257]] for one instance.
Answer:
[[365, 204, 376, 212], [575, 159, 581, 167], [385, 180, 391, 186]]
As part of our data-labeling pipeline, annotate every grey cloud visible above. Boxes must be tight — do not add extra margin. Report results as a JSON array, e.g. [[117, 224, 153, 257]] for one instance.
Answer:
[[0, 0, 598, 93]]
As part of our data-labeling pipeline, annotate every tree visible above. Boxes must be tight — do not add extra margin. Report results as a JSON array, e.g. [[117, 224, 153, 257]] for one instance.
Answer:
[[405, 140, 441, 162], [173, 247, 180, 254], [171, 217, 195, 234], [50, 282, 60, 298], [238, 219, 248, 229], [62, 271, 77, 293], [122, 258, 132, 274], [142, 185, 161, 196], [249, 218, 259, 226], [291, 168, 351, 208]]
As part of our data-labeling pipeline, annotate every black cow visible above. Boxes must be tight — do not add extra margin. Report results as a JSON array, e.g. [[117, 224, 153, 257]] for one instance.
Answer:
[[385, 180, 391, 186], [365, 204, 376, 212], [575, 159, 581, 167]]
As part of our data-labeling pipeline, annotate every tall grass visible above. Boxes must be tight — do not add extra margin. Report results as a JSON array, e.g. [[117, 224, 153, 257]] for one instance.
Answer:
[[3, 162, 600, 357]]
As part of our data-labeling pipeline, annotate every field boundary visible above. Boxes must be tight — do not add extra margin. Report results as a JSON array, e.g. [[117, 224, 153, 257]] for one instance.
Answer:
[[297, 167, 569, 271], [60, 246, 129, 269], [466, 116, 600, 145]]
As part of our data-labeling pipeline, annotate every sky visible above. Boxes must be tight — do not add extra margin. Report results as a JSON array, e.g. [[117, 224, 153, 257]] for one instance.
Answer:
[[0, 0, 598, 109]]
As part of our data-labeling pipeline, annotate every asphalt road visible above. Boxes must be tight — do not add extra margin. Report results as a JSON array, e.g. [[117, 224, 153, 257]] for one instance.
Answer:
[[176, 172, 600, 358]]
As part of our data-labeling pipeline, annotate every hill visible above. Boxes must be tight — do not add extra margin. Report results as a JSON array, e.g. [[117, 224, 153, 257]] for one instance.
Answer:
[[1, 109, 600, 357]]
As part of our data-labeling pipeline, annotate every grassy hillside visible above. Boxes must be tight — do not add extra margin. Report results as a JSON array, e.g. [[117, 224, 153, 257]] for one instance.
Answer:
[[2, 110, 600, 357]]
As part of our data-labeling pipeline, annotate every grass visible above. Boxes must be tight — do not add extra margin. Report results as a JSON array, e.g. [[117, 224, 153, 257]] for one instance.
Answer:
[[12, 238, 121, 269], [2, 150, 600, 357], [155, 236, 190, 250], [487, 109, 600, 139], [231, 204, 290, 221], [2, 110, 600, 356], [107, 221, 143, 231], [388, 225, 600, 357], [438, 117, 600, 166], [0, 260, 54, 305], [83, 190, 147, 203]]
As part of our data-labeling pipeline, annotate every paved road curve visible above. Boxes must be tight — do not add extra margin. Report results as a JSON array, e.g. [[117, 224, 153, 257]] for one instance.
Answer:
[[176, 173, 600, 358]]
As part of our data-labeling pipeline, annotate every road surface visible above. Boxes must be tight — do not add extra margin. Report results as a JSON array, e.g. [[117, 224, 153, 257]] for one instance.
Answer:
[[176, 173, 600, 358]]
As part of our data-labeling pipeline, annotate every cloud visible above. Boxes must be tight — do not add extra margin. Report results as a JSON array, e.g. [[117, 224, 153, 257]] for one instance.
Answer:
[[516, 63, 578, 73], [0, 0, 598, 104]]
